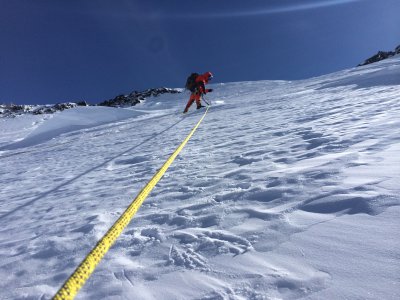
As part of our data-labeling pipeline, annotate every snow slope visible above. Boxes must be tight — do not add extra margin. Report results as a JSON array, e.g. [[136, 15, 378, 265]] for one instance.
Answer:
[[0, 57, 399, 299]]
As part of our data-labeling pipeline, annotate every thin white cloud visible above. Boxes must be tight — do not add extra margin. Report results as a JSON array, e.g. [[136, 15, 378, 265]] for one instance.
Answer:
[[76, 0, 363, 21], [167, 0, 363, 19]]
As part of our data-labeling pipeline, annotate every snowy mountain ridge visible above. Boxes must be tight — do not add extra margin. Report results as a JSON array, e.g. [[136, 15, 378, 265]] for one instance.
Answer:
[[0, 87, 181, 118], [0, 56, 399, 299]]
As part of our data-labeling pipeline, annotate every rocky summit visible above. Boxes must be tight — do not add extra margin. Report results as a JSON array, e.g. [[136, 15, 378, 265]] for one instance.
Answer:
[[358, 44, 400, 66], [98, 87, 181, 107]]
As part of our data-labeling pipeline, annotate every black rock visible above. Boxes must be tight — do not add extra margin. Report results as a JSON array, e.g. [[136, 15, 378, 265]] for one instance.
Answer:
[[358, 44, 400, 66], [77, 101, 89, 106], [98, 87, 181, 107], [54, 103, 77, 111]]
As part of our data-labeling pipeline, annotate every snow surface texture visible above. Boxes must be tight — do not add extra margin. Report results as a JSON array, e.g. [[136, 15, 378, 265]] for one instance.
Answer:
[[1, 57, 399, 299]]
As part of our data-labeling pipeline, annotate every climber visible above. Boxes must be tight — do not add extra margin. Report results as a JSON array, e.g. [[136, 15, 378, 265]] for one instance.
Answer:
[[183, 72, 213, 113]]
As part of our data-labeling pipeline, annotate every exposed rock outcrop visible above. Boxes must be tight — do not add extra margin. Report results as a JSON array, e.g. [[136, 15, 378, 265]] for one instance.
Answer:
[[358, 44, 400, 66], [98, 87, 180, 107]]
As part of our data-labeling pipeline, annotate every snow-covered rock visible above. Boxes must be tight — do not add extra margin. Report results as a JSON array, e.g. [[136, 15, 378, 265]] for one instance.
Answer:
[[0, 102, 82, 118]]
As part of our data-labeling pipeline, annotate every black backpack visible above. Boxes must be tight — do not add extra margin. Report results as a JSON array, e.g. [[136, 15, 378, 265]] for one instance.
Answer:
[[185, 73, 199, 92]]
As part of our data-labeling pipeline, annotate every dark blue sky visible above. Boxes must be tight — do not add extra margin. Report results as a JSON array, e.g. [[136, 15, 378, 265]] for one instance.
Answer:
[[1, 0, 399, 105]]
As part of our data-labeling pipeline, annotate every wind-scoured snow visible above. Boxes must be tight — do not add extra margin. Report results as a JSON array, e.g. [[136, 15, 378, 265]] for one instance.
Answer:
[[0, 57, 399, 299], [0, 107, 146, 151]]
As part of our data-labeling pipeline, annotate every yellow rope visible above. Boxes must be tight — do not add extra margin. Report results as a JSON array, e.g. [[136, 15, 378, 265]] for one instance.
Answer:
[[53, 107, 209, 299]]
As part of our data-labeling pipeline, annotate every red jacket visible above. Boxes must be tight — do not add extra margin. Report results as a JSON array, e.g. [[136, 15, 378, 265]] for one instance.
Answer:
[[195, 72, 213, 94]]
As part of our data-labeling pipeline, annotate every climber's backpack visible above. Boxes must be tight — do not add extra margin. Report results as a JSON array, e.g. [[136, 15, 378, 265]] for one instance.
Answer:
[[185, 73, 199, 92]]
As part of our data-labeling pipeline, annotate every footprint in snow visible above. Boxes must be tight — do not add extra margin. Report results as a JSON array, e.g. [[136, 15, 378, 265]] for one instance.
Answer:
[[167, 245, 208, 270], [173, 230, 253, 256]]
